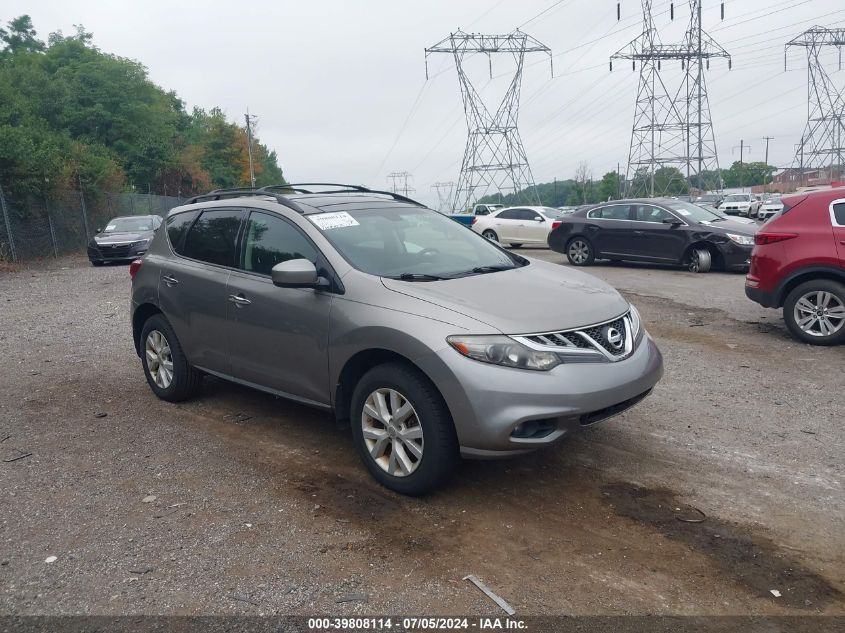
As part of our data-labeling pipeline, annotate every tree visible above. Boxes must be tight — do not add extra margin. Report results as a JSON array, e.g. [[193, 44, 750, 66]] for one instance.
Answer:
[[721, 161, 775, 188], [0, 15, 285, 202], [597, 170, 622, 201]]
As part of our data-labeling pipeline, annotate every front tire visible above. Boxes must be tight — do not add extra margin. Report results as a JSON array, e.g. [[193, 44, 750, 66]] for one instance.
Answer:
[[350, 363, 459, 496], [509, 243, 523, 248], [91, 260, 104, 267], [686, 247, 711, 273], [140, 314, 203, 402], [783, 280, 845, 346], [566, 237, 594, 266]]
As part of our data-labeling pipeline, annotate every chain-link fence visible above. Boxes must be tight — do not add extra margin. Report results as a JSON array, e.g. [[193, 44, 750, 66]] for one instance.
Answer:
[[0, 183, 187, 262]]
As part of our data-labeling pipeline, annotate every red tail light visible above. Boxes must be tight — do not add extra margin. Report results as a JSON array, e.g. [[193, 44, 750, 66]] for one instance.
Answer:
[[129, 259, 143, 280], [471, 217, 477, 225], [551, 221, 562, 231], [754, 232, 798, 246]]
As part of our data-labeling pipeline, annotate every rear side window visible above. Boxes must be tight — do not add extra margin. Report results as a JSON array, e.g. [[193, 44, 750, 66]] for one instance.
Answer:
[[241, 212, 318, 275], [589, 205, 630, 220], [182, 209, 243, 267], [166, 211, 198, 254], [833, 202, 845, 226], [497, 209, 521, 220]]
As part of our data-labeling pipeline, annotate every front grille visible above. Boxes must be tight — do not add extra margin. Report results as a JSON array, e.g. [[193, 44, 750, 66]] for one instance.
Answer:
[[515, 312, 634, 362], [98, 244, 133, 258]]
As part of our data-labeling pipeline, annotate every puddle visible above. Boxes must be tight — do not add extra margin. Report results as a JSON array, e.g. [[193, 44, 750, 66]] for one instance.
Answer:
[[600, 482, 842, 610]]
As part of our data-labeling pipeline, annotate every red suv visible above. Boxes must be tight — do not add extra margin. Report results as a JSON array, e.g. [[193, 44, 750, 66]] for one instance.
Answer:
[[746, 187, 845, 345]]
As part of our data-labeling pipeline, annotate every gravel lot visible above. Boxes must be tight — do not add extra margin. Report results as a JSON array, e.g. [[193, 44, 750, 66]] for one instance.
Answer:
[[0, 252, 842, 617]]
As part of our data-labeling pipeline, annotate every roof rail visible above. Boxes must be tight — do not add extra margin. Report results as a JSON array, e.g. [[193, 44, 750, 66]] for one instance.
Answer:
[[186, 187, 307, 214], [261, 183, 426, 207]]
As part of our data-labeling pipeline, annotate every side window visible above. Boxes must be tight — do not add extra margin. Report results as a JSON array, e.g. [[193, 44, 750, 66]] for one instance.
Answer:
[[241, 211, 318, 276], [497, 209, 521, 220], [590, 205, 630, 220], [182, 209, 242, 267], [166, 210, 199, 255], [517, 209, 542, 221], [634, 205, 675, 223], [833, 202, 845, 226]]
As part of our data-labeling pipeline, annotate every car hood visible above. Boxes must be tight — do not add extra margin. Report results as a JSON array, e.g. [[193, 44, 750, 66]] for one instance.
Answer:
[[703, 219, 757, 234], [94, 231, 150, 244], [381, 257, 630, 334]]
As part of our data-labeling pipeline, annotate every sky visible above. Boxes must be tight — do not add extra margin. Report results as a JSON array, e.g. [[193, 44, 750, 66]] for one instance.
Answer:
[[8, 0, 845, 208]]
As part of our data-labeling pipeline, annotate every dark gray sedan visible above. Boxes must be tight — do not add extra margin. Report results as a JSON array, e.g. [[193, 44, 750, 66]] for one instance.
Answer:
[[87, 215, 161, 266], [548, 199, 757, 273]]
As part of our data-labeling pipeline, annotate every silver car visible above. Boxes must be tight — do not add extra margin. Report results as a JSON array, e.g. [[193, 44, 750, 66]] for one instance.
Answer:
[[130, 185, 664, 495]]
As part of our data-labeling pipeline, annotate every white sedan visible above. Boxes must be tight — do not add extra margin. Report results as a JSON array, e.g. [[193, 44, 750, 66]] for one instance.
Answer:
[[471, 206, 565, 248], [758, 195, 784, 220]]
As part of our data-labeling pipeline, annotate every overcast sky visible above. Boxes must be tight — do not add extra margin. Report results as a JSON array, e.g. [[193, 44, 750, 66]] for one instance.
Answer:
[[10, 0, 845, 207]]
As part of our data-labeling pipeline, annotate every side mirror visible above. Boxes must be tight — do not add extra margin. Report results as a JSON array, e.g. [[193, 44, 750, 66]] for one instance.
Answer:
[[95, 227, 102, 234], [271, 259, 328, 289], [535, 217, 544, 222], [662, 218, 683, 226]]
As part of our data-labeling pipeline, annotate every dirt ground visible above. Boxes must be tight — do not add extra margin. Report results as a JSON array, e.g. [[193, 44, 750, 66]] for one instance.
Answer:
[[0, 252, 842, 617]]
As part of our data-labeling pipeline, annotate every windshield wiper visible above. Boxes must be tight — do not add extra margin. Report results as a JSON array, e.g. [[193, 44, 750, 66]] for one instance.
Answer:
[[392, 273, 450, 281], [470, 265, 515, 274]]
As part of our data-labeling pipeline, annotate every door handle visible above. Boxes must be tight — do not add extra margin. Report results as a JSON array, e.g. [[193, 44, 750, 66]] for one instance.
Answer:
[[162, 275, 179, 286], [228, 293, 252, 307], [633, 230, 646, 235]]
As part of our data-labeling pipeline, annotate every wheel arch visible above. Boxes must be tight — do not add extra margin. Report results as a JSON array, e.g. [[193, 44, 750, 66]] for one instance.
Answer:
[[776, 267, 845, 308], [133, 303, 163, 357], [334, 349, 448, 428]]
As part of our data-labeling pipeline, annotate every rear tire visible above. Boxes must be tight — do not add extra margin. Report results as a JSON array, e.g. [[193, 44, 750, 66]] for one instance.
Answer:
[[566, 237, 594, 266], [350, 362, 459, 496], [482, 229, 498, 242], [783, 280, 845, 346], [686, 247, 711, 273], [140, 314, 203, 402]]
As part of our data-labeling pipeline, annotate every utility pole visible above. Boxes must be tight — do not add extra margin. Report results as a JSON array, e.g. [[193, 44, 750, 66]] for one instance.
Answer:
[[762, 136, 774, 186], [732, 140, 750, 190], [426, 30, 552, 210], [245, 110, 257, 188]]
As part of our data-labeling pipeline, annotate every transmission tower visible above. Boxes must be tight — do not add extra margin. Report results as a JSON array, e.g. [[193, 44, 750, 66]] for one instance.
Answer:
[[431, 181, 456, 213], [387, 171, 415, 197], [786, 27, 845, 184], [425, 30, 552, 212], [612, 1, 729, 197]]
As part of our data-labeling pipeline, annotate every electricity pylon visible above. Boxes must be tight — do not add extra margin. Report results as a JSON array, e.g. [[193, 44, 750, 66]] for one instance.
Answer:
[[611, 1, 730, 196], [431, 181, 456, 213], [426, 30, 552, 212], [786, 27, 845, 184], [387, 171, 415, 197]]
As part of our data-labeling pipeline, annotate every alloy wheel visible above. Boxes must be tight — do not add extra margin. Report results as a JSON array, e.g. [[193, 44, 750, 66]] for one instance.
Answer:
[[361, 388, 424, 477], [688, 251, 700, 273], [568, 239, 589, 264], [793, 291, 845, 338], [145, 330, 174, 388]]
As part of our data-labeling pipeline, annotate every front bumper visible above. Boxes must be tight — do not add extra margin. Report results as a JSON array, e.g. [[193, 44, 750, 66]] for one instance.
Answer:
[[718, 241, 753, 272], [88, 244, 147, 262], [721, 206, 750, 216], [417, 332, 664, 457]]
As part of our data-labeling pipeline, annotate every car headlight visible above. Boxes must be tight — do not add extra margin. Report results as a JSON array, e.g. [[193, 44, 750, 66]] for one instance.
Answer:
[[629, 304, 641, 338], [447, 335, 561, 371], [726, 233, 754, 246], [133, 239, 150, 248]]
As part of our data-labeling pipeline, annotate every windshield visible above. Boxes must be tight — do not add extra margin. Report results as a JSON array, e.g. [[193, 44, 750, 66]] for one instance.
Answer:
[[309, 206, 522, 279], [103, 217, 155, 232], [724, 194, 750, 202], [664, 201, 722, 223], [764, 195, 782, 202]]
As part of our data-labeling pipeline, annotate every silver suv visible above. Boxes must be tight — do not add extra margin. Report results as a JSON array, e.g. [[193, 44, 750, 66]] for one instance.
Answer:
[[130, 184, 664, 495]]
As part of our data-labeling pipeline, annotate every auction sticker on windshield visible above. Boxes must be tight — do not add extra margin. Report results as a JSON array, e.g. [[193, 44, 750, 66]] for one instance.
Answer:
[[311, 212, 359, 230]]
